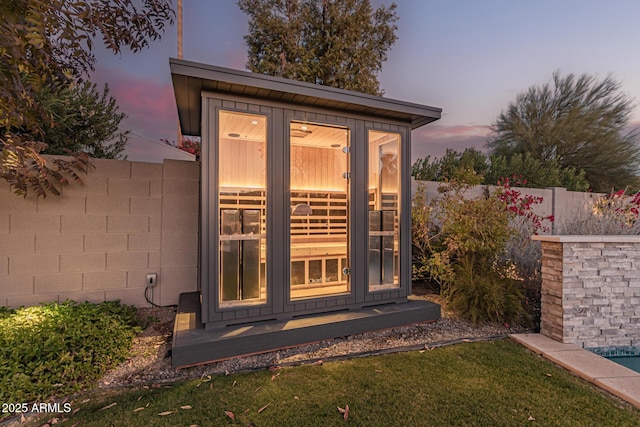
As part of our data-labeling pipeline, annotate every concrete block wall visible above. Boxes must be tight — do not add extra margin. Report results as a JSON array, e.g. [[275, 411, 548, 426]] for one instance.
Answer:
[[411, 179, 602, 233], [534, 235, 640, 348], [0, 158, 199, 308]]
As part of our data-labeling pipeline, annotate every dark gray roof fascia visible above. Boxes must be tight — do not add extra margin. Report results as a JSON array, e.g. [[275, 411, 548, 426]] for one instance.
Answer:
[[170, 58, 441, 136]]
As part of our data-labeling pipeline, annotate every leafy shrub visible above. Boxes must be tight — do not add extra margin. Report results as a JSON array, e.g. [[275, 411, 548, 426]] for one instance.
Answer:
[[557, 189, 640, 235], [411, 183, 445, 289], [485, 153, 589, 191], [412, 178, 552, 324], [446, 255, 526, 324], [498, 177, 554, 328], [411, 148, 590, 191], [0, 300, 140, 407]]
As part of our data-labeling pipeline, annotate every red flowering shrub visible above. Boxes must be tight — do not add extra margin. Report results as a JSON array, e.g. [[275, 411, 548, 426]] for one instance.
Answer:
[[412, 176, 554, 325], [495, 175, 554, 234]]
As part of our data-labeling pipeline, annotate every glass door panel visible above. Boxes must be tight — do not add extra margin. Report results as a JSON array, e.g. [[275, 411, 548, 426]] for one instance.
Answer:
[[218, 111, 267, 307], [368, 130, 400, 291], [289, 122, 350, 300]]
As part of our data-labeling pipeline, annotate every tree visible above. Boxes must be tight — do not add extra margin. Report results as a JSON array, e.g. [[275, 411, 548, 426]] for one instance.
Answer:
[[412, 148, 488, 184], [238, 0, 398, 95], [36, 81, 128, 159], [411, 148, 590, 191], [484, 153, 589, 192], [487, 72, 640, 192], [1, 0, 174, 196]]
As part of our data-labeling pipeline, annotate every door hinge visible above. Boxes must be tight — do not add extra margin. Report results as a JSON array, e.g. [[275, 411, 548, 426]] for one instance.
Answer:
[[342, 146, 350, 154], [342, 172, 351, 179], [342, 267, 351, 275]]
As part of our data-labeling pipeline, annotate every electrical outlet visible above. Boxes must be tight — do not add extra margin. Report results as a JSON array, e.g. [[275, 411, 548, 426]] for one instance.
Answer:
[[146, 273, 158, 287]]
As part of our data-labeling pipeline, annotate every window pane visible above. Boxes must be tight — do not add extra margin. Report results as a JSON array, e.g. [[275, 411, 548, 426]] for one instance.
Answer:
[[218, 111, 267, 306], [368, 130, 400, 290]]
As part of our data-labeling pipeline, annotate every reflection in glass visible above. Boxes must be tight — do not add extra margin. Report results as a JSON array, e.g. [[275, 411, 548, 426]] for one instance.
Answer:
[[368, 130, 400, 290]]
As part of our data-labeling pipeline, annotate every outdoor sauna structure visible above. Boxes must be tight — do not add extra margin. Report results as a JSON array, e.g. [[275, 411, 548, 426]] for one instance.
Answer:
[[169, 59, 442, 367]]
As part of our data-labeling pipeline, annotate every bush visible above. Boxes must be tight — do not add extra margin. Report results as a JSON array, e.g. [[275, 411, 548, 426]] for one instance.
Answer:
[[446, 255, 526, 324], [557, 189, 640, 235], [412, 178, 552, 325], [0, 300, 140, 407], [411, 183, 445, 289], [504, 214, 544, 329]]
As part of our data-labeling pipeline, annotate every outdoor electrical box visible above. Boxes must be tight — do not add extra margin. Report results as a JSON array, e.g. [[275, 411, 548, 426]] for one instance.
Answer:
[[146, 273, 158, 287]]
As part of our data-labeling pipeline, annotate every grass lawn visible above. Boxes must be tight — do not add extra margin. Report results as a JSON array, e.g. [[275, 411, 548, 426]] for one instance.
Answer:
[[27, 339, 640, 427]]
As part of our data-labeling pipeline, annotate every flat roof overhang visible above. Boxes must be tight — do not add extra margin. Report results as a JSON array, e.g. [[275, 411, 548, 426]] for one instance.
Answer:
[[170, 58, 442, 136]]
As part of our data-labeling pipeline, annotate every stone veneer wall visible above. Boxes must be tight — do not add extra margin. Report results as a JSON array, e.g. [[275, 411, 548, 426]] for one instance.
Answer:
[[534, 235, 640, 348], [0, 158, 199, 308]]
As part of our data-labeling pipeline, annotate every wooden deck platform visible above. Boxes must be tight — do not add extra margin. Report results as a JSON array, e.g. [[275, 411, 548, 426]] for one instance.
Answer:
[[172, 292, 441, 368]]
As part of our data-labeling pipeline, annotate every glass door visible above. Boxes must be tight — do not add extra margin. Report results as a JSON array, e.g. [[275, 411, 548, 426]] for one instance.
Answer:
[[289, 122, 350, 300], [218, 110, 267, 307]]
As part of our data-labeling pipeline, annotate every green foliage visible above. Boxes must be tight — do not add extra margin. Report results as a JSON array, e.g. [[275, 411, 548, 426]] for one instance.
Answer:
[[0, 0, 174, 196], [485, 153, 589, 191], [37, 81, 128, 159], [487, 71, 640, 192], [0, 300, 140, 406], [238, 0, 398, 95], [0, 306, 15, 318], [411, 184, 446, 286], [412, 148, 487, 184], [446, 255, 525, 324], [436, 181, 513, 261], [411, 178, 552, 324], [412, 148, 590, 191]]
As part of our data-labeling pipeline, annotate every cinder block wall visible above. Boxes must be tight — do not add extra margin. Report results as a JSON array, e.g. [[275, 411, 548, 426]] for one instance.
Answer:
[[411, 179, 602, 232], [535, 236, 640, 348], [0, 158, 199, 308]]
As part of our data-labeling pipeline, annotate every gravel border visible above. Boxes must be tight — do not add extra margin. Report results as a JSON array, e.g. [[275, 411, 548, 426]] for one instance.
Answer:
[[98, 295, 529, 387]]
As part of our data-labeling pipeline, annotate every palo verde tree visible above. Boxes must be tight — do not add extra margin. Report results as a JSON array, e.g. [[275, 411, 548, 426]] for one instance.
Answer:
[[487, 72, 640, 192], [36, 81, 128, 160], [238, 0, 398, 95], [0, 0, 174, 197]]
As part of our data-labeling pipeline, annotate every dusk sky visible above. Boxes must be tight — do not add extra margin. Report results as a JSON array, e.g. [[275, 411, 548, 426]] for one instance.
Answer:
[[92, 0, 640, 162]]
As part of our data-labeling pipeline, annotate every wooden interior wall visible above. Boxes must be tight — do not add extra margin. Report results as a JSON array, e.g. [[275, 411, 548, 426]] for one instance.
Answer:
[[291, 145, 346, 191], [219, 139, 346, 193], [219, 137, 266, 189]]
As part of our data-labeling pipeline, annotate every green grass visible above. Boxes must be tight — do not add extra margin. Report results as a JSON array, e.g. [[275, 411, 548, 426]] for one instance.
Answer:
[[27, 339, 640, 427], [0, 300, 140, 412]]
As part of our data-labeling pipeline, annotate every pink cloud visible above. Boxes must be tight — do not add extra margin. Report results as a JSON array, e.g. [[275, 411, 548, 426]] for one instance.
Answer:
[[91, 68, 178, 142], [411, 124, 491, 161]]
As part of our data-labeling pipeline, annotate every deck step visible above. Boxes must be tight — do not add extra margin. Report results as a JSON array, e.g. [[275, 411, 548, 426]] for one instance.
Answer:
[[172, 292, 440, 368]]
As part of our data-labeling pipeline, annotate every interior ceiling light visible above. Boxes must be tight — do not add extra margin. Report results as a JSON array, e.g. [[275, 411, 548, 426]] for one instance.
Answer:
[[228, 133, 240, 138], [291, 127, 312, 138], [251, 120, 259, 125]]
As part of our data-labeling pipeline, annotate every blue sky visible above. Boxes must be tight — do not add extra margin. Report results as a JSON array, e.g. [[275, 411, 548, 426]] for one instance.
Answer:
[[92, 0, 640, 161]]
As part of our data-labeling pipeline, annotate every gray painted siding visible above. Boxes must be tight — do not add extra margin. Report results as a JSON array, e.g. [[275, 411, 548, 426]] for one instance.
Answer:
[[201, 92, 413, 328]]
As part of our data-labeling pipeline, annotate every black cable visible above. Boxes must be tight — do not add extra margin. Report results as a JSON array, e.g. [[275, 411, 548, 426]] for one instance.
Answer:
[[145, 285, 165, 308]]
